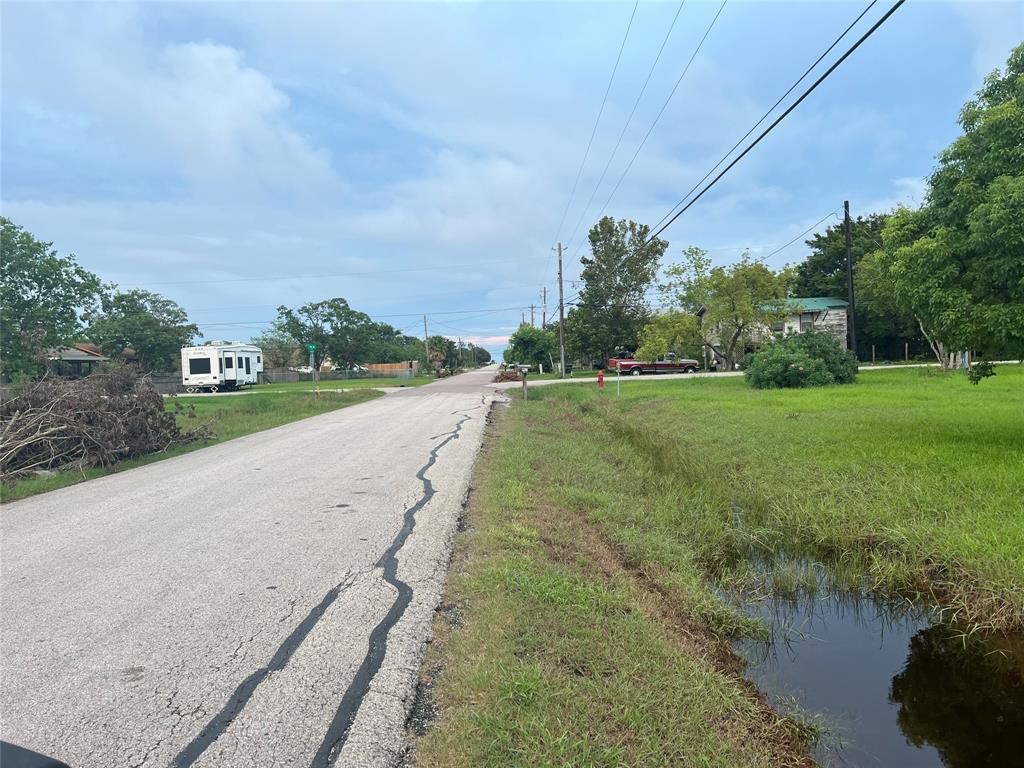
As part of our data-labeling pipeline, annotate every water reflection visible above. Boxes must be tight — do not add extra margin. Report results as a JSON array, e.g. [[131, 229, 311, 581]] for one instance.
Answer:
[[734, 581, 1024, 767], [890, 627, 1024, 767]]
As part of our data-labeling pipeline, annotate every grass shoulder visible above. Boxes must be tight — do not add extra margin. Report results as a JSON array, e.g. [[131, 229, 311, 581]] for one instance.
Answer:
[[412, 401, 814, 768], [1, 389, 382, 503]]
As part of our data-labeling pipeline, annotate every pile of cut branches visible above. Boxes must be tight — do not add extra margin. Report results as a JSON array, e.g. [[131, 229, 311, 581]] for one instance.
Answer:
[[1, 367, 210, 479], [492, 370, 521, 383]]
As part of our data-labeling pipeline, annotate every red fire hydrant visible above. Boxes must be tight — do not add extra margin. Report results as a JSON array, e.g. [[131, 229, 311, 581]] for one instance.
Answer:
[[597, 369, 605, 389]]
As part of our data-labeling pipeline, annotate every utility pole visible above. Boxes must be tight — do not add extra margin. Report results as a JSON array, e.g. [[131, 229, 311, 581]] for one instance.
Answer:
[[423, 314, 430, 366], [844, 200, 857, 357], [556, 242, 566, 378], [542, 286, 547, 327], [530, 304, 536, 327], [458, 337, 463, 368]]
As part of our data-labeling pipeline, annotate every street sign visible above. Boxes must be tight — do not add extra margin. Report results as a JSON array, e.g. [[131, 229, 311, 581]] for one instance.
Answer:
[[307, 343, 317, 352]]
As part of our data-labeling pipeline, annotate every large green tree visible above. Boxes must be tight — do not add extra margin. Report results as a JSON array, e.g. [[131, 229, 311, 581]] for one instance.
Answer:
[[504, 324, 556, 370], [0, 218, 104, 379], [791, 212, 920, 359], [877, 43, 1024, 365], [275, 298, 377, 370], [250, 328, 302, 368], [639, 248, 789, 370], [85, 289, 198, 371], [564, 217, 667, 365]]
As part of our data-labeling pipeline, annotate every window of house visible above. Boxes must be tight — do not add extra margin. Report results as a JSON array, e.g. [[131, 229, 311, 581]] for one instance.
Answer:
[[800, 312, 816, 333], [188, 357, 212, 375], [770, 321, 785, 333]]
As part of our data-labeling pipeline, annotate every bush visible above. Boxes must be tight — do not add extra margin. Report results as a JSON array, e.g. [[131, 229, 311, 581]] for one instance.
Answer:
[[0, 366, 209, 478], [745, 330, 857, 389]]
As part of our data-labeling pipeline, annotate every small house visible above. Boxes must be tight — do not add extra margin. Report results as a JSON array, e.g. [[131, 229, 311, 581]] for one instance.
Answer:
[[46, 343, 108, 378], [771, 297, 849, 346]]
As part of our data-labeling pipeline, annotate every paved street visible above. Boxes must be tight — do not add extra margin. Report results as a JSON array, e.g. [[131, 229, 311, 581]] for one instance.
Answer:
[[1, 366, 499, 768]]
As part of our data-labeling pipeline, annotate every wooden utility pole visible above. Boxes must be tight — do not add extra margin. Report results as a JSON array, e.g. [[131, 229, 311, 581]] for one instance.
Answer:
[[530, 304, 536, 327], [556, 242, 566, 378], [844, 200, 857, 357], [542, 286, 548, 327], [423, 314, 430, 363]]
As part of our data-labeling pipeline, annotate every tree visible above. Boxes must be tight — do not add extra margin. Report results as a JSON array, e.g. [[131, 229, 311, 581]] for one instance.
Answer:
[[85, 289, 198, 371], [274, 298, 376, 370], [250, 328, 302, 368], [468, 344, 492, 366], [790, 212, 920, 359], [564, 217, 667, 365], [1, 217, 104, 379], [504, 325, 556, 370], [426, 335, 457, 374], [792, 213, 888, 297], [639, 248, 789, 371], [876, 43, 1024, 366]]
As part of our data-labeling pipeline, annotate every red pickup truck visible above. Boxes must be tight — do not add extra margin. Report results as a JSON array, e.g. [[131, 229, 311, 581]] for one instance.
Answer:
[[606, 353, 700, 376]]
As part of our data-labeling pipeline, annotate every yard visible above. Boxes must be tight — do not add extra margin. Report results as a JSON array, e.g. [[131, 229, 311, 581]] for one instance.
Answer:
[[413, 365, 1024, 767], [1, 389, 382, 502]]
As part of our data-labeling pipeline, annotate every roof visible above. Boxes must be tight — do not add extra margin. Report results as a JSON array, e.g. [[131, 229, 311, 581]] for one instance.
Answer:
[[47, 345, 108, 362], [783, 296, 848, 312]]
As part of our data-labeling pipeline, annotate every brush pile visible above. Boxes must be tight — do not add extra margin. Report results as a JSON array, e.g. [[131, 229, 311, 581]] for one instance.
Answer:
[[492, 370, 521, 383], [1, 366, 209, 479]]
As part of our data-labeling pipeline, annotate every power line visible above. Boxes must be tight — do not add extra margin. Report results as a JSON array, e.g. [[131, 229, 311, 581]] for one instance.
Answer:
[[647, 0, 906, 242], [193, 304, 532, 329], [759, 210, 840, 262], [566, 0, 729, 261], [549, 0, 640, 251], [560, 0, 688, 258], [648, 0, 880, 235], [144, 258, 546, 287]]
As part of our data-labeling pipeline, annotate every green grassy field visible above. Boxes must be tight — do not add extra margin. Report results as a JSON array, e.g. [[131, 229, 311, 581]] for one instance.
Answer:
[[1, 389, 382, 502], [413, 365, 1023, 767]]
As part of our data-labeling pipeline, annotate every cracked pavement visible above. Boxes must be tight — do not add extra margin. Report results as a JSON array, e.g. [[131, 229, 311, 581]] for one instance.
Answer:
[[0, 366, 500, 767]]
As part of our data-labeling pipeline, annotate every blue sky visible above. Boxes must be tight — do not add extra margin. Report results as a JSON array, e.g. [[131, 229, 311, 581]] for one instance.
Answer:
[[3, 1, 1021, 355]]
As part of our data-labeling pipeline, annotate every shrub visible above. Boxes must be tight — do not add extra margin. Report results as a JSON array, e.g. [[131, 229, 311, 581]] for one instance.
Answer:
[[745, 330, 857, 389]]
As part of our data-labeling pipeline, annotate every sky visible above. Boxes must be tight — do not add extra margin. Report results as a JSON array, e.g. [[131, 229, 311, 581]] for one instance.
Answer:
[[2, 1, 1022, 356]]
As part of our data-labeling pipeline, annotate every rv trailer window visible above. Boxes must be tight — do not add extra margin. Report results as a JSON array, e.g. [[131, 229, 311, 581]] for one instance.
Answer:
[[219, 359, 223, 373], [188, 357, 212, 375], [256, 355, 261, 363], [245, 357, 251, 374], [225, 357, 233, 368]]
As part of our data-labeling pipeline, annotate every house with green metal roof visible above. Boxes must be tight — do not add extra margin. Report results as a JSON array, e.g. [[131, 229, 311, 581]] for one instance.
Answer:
[[770, 296, 849, 345]]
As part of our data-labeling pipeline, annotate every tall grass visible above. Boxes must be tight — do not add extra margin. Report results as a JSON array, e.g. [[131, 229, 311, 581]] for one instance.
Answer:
[[531, 366, 1024, 631]]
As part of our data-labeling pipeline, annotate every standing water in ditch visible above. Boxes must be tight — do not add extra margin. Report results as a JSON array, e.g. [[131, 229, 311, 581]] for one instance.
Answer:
[[730, 562, 1024, 767]]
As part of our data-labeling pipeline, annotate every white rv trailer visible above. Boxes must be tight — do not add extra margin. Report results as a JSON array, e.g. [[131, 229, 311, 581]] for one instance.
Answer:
[[181, 341, 263, 392]]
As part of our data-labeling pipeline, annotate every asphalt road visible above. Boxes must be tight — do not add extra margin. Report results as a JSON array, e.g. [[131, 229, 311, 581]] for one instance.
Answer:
[[1, 366, 500, 768]]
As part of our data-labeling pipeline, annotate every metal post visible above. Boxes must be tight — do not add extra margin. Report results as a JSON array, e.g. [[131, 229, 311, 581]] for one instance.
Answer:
[[557, 242, 566, 378], [872, 344, 876, 364], [522, 370, 528, 401], [905, 342, 909, 362], [542, 286, 547, 327], [844, 200, 857, 357]]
